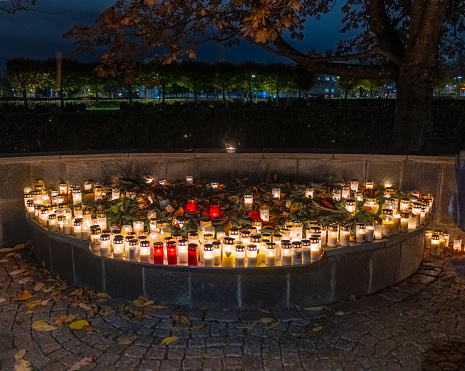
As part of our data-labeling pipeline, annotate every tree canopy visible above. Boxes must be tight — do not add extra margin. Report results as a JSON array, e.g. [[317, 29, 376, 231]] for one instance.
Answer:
[[0, 0, 37, 14]]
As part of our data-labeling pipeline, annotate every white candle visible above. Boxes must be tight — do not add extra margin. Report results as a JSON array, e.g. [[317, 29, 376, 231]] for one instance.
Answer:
[[133, 221, 144, 237], [272, 188, 281, 199], [454, 237, 462, 251], [265, 243, 276, 266], [139, 242, 151, 263], [260, 208, 269, 222], [246, 245, 257, 267], [366, 225, 374, 242], [203, 244, 214, 267], [178, 240, 188, 264], [327, 226, 338, 247], [408, 214, 417, 231], [400, 212, 409, 232], [113, 241, 125, 259], [81, 225, 90, 241], [112, 188, 120, 200], [213, 242, 222, 266], [339, 225, 351, 247], [100, 234, 111, 257], [374, 223, 383, 240], [350, 180, 359, 192], [235, 245, 246, 267], [186, 175, 194, 184], [431, 234, 441, 256], [74, 219, 82, 239], [301, 240, 311, 264], [356, 224, 366, 243], [244, 194, 253, 209], [305, 188, 314, 198], [281, 243, 292, 266], [292, 242, 302, 265]]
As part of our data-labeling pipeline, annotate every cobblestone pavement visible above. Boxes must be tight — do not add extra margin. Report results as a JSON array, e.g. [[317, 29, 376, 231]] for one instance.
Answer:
[[1, 243, 465, 370]]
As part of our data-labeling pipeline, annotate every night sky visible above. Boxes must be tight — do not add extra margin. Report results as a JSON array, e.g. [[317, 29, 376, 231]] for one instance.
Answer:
[[0, 1, 343, 69]]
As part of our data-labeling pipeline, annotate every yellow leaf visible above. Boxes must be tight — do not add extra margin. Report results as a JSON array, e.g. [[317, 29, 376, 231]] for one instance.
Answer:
[[9, 269, 25, 276], [32, 320, 57, 332], [5, 252, 15, 258], [18, 277, 31, 285], [14, 243, 28, 251], [172, 314, 190, 325], [34, 282, 45, 292], [289, 203, 298, 214], [223, 220, 232, 234], [68, 356, 93, 371], [41, 298, 52, 306], [173, 207, 184, 218], [15, 359, 31, 371], [0, 298, 6, 304], [258, 317, 274, 324], [15, 291, 32, 301], [26, 299, 42, 311], [312, 326, 323, 332], [14, 349, 26, 362], [133, 296, 155, 307], [55, 314, 78, 327], [334, 311, 345, 316], [43, 285, 54, 293], [0, 247, 14, 253], [69, 320, 90, 330], [160, 336, 179, 346], [79, 303, 92, 311], [96, 292, 111, 299]]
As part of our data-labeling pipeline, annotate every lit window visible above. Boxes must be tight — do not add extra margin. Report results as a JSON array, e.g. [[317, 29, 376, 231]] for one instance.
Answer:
[[325, 77, 330, 81], [331, 89, 334, 92], [325, 89, 329, 93]]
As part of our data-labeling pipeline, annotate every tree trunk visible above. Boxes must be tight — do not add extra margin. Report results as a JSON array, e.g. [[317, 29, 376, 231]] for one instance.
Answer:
[[22, 90, 27, 105], [393, 67, 434, 152], [162, 84, 166, 103], [128, 90, 133, 106], [222, 83, 226, 104], [344, 90, 348, 100]]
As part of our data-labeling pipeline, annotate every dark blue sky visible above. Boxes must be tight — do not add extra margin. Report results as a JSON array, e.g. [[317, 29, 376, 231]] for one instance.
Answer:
[[0, 1, 343, 68]]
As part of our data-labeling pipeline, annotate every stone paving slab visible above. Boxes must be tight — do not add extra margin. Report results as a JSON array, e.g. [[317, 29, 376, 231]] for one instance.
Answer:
[[2, 245, 465, 370]]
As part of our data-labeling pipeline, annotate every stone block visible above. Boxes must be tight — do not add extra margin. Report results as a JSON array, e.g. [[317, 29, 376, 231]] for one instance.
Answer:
[[132, 160, 167, 181], [371, 243, 401, 293], [36, 225, 52, 270], [73, 244, 103, 291], [0, 163, 31, 199], [240, 268, 288, 310], [366, 161, 403, 188], [104, 259, 144, 300], [399, 231, 424, 281], [230, 159, 266, 181], [289, 257, 334, 307], [166, 160, 198, 181], [49, 234, 76, 284], [297, 159, 331, 183], [65, 161, 103, 186], [330, 160, 366, 184], [198, 159, 231, 181], [190, 269, 238, 310], [30, 161, 67, 189], [263, 158, 297, 181], [0, 199, 31, 245], [400, 161, 441, 195], [144, 266, 190, 307], [334, 251, 372, 301], [100, 160, 133, 183]]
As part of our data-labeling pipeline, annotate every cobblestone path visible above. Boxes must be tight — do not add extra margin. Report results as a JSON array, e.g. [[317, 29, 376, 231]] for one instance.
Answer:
[[1, 243, 465, 370]]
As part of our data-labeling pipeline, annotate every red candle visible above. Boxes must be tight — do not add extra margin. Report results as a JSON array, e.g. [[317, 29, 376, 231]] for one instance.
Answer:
[[186, 199, 196, 212], [188, 244, 198, 266], [167, 241, 177, 265], [210, 203, 220, 218], [153, 242, 164, 264]]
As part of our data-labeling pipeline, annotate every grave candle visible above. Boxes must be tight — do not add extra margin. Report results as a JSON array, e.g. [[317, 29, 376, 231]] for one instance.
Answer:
[[260, 207, 269, 222], [292, 221, 303, 241], [399, 199, 410, 211], [341, 186, 351, 199], [82, 209, 92, 226], [74, 218, 83, 239], [444, 233, 450, 248], [355, 191, 363, 202], [365, 180, 374, 190], [281, 240, 292, 266], [244, 194, 253, 209], [366, 225, 374, 242], [272, 188, 281, 199], [301, 239, 311, 264], [153, 242, 164, 264], [133, 221, 144, 237], [350, 180, 359, 192], [112, 188, 120, 200], [178, 239, 188, 264], [186, 175, 194, 184], [408, 213, 417, 231], [167, 241, 177, 265], [292, 241, 302, 265], [400, 212, 409, 232], [211, 182, 219, 189], [122, 225, 133, 236], [26, 200, 35, 218], [186, 199, 196, 212], [252, 220, 262, 233], [100, 234, 111, 257], [212, 241, 222, 266], [241, 230, 251, 245], [81, 225, 90, 241], [345, 200, 356, 214], [339, 224, 351, 247], [57, 215, 66, 233], [203, 244, 214, 267], [94, 186, 103, 201], [222, 237, 235, 267], [310, 237, 321, 262], [420, 206, 427, 225], [144, 174, 154, 184], [246, 244, 258, 267], [235, 244, 246, 267], [393, 213, 401, 235], [48, 214, 57, 232], [356, 223, 366, 243], [84, 181, 93, 191], [382, 209, 395, 238], [72, 188, 82, 205], [59, 182, 68, 195], [454, 237, 462, 251], [32, 190, 42, 205], [374, 219, 383, 240], [90, 226, 101, 250], [425, 229, 433, 249], [97, 213, 107, 231], [139, 240, 151, 263], [188, 244, 198, 266], [431, 234, 441, 256], [113, 238, 124, 259], [229, 227, 240, 241], [332, 188, 342, 201], [327, 224, 338, 247], [363, 197, 379, 214], [305, 188, 314, 199], [265, 242, 276, 266], [209, 202, 220, 218], [128, 238, 138, 261]]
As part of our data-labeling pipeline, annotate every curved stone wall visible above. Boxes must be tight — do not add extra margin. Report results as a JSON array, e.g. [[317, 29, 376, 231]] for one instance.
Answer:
[[29, 219, 425, 310]]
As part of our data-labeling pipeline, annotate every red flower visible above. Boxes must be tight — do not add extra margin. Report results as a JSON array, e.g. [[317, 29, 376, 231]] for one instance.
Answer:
[[320, 198, 334, 209], [249, 211, 261, 221]]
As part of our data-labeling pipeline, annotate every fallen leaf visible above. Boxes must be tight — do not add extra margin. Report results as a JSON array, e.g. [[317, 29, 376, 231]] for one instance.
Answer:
[[303, 306, 325, 312], [5, 252, 15, 258], [14, 244, 27, 251], [133, 297, 154, 307], [191, 323, 204, 331], [70, 288, 84, 296], [266, 319, 282, 330], [43, 285, 55, 293], [118, 334, 138, 344], [26, 299, 42, 311], [83, 325, 95, 333], [0, 298, 6, 304], [9, 269, 25, 276], [55, 314, 78, 327], [18, 277, 31, 285], [14, 349, 26, 362], [14, 359, 31, 371], [34, 283, 45, 292], [79, 303, 92, 311], [41, 298, 52, 306], [160, 336, 179, 346], [242, 322, 257, 331], [312, 326, 323, 332], [68, 356, 93, 371], [31, 320, 57, 332], [15, 291, 32, 301], [0, 259, 10, 263], [96, 292, 111, 299], [172, 314, 190, 325], [259, 317, 275, 325], [69, 320, 90, 330], [223, 220, 232, 234], [0, 247, 14, 253], [334, 311, 345, 316]]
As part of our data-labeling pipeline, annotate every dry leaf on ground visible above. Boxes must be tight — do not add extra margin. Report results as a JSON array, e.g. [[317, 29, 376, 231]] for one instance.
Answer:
[[31, 320, 57, 332], [15, 291, 32, 301], [0, 247, 14, 253], [160, 336, 179, 346], [334, 311, 345, 316], [303, 306, 325, 312], [68, 356, 93, 371], [312, 326, 324, 332], [55, 314, 78, 327], [0, 298, 6, 304], [96, 292, 111, 299], [18, 277, 31, 285], [69, 320, 90, 330], [14, 359, 31, 371], [34, 282, 45, 292], [9, 269, 25, 276], [172, 314, 190, 325], [14, 349, 26, 362]]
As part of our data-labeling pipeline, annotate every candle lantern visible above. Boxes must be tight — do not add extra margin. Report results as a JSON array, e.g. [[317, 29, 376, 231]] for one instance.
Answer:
[[100, 234, 111, 257], [382, 209, 395, 238], [84, 181, 93, 191], [235, 244, 246, 267], [62, 219, 73, 235], [437, 231, 445, 250], [211, 182, 219, 189], [127, 238, 138, 261], [113, 237, 124, 259], [431, 234, 441, 256], [271, 188, 281, 199], [374, 218, 383, 240], [310, 237, 321, 262], [454, 237, 462, 251], [149, 219, 158, 233], [408, 212, 417, 231], [241, 230, 251, 245], [222, 237, 235, 267], [209, 202, 220, 218], [265, 242, 276, 266], [97, 213, 107, 231], [260, 206, 269, 222], [139, 240, 151, 263], [400, 211, 409, 232], [187, 244, 198, 266], [273, 232, 282, 259], [147, 209, 157, 221], [281, 240, 292, 266], [345, 200, 356, 214], [305, 188, 314, 199], [71, 188, 82, 205], [111, 188, 120, 200], [186, 175, 194, 184], [81, 225, 90, 241], [280, 228, 291, 241], [24, 193, 33, 210], [444, 233, 450, 248], [244, 194, 253, 209], [354, 192, 363, 202], [292, 241, 302, 265], [350, 180, 359, 192], [393, 213, 401, 235], [26, 200, 35, 218], [332, 188, 342, 201], [82, 209, 92, 226], [399, 199, 410, 211], [126, 191, 136, 199], [216, 231, 225, 242], [159, 179, 167, 186], [384, 187, 395, 198], [56, 214, 66, 233], [356, 223, 366, 243], [252, 220, 262, 233], [424, 229, 433, 249], [133, 221, 144, 236], [203, 244, 214, 267], [48, 214, 57, 232], [178, 239, 188, 264], [166, 241, 177, 265], [122, 224, 133, 236], [365, 180, 374, 190], [59, 182, 68, 195], [201, 234, 213, 264], [153, 242, 164, 264], [40, 207, 49, 225], [327, 224, 339, 247], [341, 186, 351, 199], [32, 190, 43, 205], [366, 225, 374, 242], [251, 235, 263, 264], [90, 226, 102, 250], [363, 198, 379, 214], [212, 241, 222, 266], [73, 205, 83, 219], [247, 244, 258, 267], [301, 239, 311, 264], [339, 224, 351, 247], [186, 199, 196, 212], [290, 221, 302, 241], [73, 218, 83, 239]]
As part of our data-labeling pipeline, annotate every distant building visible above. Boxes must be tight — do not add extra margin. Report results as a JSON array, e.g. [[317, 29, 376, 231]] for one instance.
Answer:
[[310, 75, 342, 98]]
